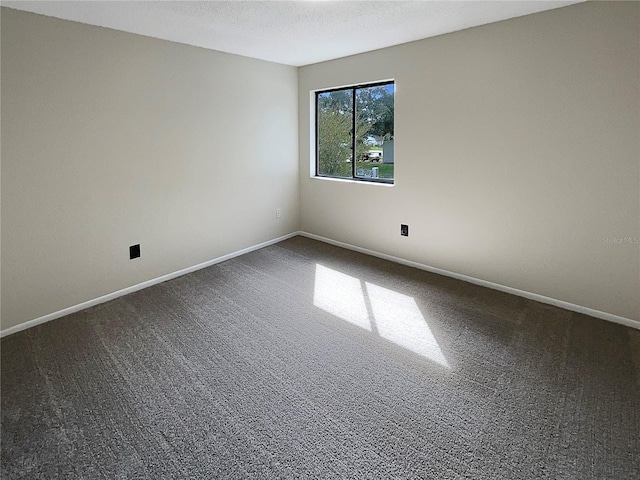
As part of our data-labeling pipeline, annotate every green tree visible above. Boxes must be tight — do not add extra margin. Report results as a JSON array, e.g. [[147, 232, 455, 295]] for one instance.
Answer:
[[317, 109, 351, 176], [357, 86, 394, 139], [354, 115, 372, 162]]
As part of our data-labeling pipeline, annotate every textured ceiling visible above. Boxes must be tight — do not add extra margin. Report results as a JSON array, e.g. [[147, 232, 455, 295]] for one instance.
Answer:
[[2, 1, 584, 66]]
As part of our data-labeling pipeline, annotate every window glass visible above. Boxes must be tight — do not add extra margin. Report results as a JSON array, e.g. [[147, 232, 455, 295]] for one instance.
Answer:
[[316, 82, 394, 183], [317, 89, 353, 179]]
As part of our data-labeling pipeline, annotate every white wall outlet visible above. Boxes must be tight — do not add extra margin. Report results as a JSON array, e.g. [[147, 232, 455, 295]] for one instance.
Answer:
[[276, 208, 282, 219]]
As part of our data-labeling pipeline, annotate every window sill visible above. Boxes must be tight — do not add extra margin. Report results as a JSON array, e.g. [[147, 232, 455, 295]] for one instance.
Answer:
[[311, 176, 395, 187]]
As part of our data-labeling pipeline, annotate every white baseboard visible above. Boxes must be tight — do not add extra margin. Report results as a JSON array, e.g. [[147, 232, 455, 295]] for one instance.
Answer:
[[0, 232, 299, 338], [3, 230, 638, 337], [298, 231, 640, 331]]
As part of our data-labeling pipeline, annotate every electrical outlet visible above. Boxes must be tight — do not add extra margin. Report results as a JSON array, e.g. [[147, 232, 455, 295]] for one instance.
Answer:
[[276, 208, 282, 219], [401, 224, 409, 237], [129, 244, 140, 259]]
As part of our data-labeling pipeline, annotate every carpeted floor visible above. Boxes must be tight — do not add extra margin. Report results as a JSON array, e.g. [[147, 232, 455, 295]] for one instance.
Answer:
[[2, 236, 639, 479]]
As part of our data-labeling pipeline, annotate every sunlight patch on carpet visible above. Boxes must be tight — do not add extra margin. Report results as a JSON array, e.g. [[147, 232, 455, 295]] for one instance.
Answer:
[[313, 264, 448, 367], [313, 263, 371, 331]]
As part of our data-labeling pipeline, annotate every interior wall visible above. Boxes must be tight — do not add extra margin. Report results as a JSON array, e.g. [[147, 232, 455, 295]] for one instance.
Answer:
[[299, 2, 640, 321], [1, 8, 299, 330]]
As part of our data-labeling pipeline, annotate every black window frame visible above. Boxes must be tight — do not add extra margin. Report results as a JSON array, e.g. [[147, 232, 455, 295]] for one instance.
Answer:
[[315, 80, 394, 184]]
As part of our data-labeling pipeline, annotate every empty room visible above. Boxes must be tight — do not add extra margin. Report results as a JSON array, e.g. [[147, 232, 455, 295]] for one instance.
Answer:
[[1, 1, 638, 478]]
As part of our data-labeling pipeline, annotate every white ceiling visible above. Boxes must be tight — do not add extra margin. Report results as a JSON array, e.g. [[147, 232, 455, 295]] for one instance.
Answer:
[[2, 1, 584, 66]]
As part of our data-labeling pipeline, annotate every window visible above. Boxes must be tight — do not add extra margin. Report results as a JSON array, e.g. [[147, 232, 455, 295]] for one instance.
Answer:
[[316, 81, 394, 183]]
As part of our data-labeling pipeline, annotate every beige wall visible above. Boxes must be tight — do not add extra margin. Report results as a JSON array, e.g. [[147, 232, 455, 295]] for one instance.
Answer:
[[299, 2, 640, 321], [1, 8, 299, 330]]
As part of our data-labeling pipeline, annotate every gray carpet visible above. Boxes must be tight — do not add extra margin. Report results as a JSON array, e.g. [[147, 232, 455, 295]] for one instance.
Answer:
[[2, 236, 639, 479]]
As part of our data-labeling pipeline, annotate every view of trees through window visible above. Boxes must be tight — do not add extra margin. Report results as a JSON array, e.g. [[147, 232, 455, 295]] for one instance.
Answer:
[[316, 82, 394, 182]]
